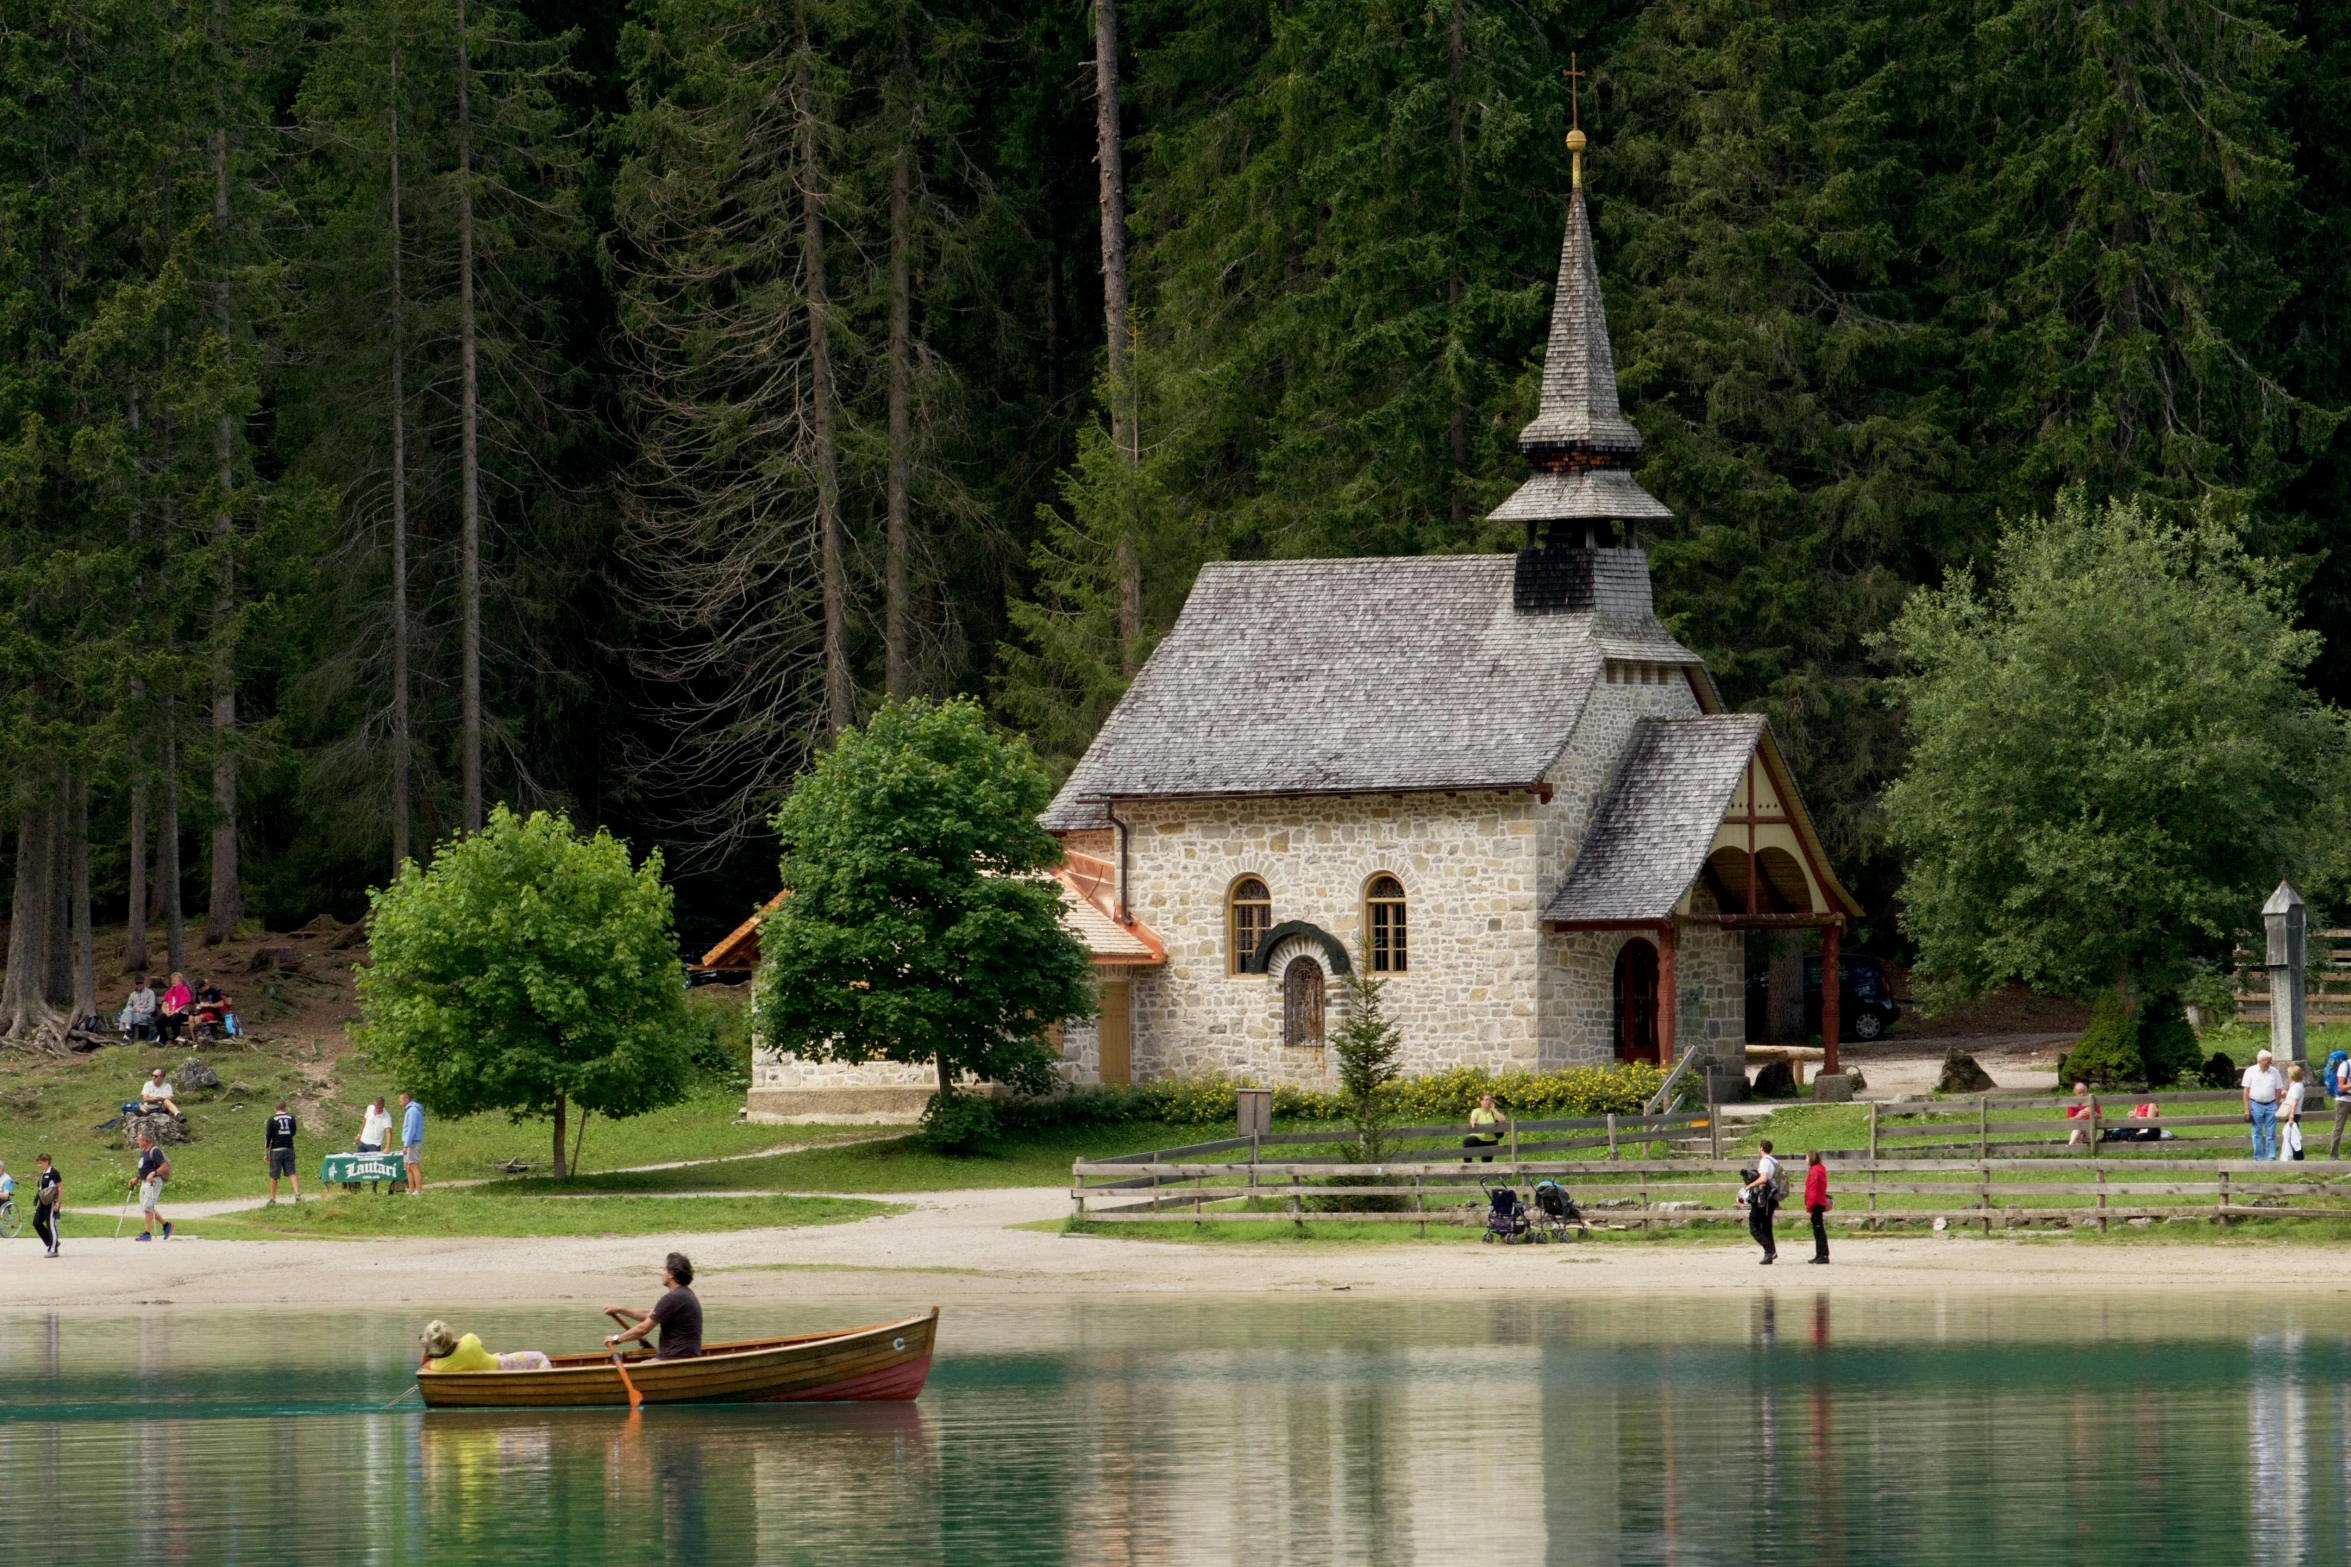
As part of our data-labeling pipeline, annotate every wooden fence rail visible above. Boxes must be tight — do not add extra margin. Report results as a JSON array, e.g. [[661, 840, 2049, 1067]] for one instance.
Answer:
[[1070, 1154, 2351, 1232]]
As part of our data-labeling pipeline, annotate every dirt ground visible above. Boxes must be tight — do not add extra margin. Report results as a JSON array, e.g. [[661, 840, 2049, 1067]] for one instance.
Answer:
[[80, 918, 370, 1061], [4, 1185, 2339, 1312], [1835, 1032, 2072, 1098]]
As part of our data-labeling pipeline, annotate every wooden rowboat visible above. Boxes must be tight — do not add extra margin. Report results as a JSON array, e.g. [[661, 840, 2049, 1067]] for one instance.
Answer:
[[415, 1309, 938, 1409]]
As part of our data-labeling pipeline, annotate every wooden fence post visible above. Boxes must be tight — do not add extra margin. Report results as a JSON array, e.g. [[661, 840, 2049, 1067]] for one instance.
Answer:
[[1073, 1166, 1086, 1223], [1980, 1162, 1991, 1236], [1709, 1072, 1720, 1161], [1868, 1167, 1878, 1232], [2088, 1095, 2100, 1157], [1607, 1114, 1618, 1160], [1510, 1117, 1519, 1166], [1978, 1097, 1988, 1162], [1416, 1170, 1426, 1238], [2217, 1167, 2229, 1224], [1868, 1101, 1879, 1162], [2096, 1161, 2107, 1234]]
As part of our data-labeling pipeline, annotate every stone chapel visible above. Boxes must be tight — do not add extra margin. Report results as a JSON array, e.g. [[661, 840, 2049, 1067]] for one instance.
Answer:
[[1035, 123, 1861, 1093], [738, 126, 1859, 1119]]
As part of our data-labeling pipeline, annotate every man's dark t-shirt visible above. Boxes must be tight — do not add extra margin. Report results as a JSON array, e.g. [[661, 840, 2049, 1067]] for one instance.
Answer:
[[36, 1167, 59, 1209], [265, 1112, 297, 1151], [648, 1286, 703, 1360], [137, 1148, 167, 1182]]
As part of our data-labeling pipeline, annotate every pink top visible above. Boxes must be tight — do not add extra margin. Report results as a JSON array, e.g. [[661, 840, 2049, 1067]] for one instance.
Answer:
[[161, 983, 192, 1013]]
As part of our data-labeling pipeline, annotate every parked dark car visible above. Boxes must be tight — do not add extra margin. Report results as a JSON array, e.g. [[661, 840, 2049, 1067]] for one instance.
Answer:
[[1744, 954, 1902, 1043]]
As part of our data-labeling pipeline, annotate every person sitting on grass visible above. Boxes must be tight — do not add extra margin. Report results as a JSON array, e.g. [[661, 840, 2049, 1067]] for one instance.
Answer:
[[417, 1320, 551, 1373], [157, 973, 192, 1045], [602, 1253, 704, 1361], [139, 1068, 182, 1120], [2064, 1081, 2095, 1146], [1461, 1093, 1505, 1164], [190, 980, 231, 1043], [2098, 1101, 2172, 1143], [119, 977, 159, 1043]]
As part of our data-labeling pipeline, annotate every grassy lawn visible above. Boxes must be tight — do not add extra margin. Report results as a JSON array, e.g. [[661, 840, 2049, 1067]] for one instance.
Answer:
[[1046, 1217, 1487, 1245], [178, 1189, 900, 1240], [0, 1042, 833, 1205], [485, 1120, 1234, 1195], [1051, 1210, 2351, 1247]]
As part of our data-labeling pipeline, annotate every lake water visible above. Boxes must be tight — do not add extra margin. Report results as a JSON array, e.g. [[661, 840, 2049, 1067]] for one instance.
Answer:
[[2, 1292, 2346, 1564]]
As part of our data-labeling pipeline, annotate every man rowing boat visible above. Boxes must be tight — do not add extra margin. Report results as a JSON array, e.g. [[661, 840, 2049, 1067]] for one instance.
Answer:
[[602, 1252, 703, 1360]]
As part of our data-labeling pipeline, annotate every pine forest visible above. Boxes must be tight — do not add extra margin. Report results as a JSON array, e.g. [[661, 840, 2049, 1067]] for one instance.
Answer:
[[4, 0, 2350, 1004]]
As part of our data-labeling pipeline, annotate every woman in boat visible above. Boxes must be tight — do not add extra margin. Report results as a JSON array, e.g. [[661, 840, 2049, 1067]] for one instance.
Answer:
[[602, 1252, 703, 1360], [418, 1320, 551, 1372]]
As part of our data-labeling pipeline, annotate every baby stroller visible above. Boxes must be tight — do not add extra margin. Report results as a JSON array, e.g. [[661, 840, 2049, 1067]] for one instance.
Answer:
[[1530, 1179, 1582, 1242], [1479, 1177, 1531, 1244]]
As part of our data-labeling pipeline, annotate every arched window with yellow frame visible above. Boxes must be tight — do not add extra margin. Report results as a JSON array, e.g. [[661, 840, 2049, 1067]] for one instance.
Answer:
[[1365, 874, 1408, 972], [1228, 877, 1272, 973]]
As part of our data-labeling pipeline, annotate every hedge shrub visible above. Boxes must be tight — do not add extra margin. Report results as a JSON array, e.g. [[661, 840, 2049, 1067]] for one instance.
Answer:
[[2060, 991, 2141, 1087], [2135, 993, 2202, 1087], [991, 1063, 1666, 1132]]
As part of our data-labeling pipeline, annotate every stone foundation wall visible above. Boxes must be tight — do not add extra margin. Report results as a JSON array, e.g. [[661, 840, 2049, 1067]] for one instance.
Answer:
[[747, 1050, 945, 1122]]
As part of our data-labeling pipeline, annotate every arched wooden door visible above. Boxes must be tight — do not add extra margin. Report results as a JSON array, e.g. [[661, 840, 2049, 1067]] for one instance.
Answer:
[[1614, 939, 1660, 1063], [1282, 957, 1326, 1047]]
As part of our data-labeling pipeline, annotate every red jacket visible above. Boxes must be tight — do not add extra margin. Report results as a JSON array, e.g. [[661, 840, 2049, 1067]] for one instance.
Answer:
[[1803, 1164, 1828, 1208]]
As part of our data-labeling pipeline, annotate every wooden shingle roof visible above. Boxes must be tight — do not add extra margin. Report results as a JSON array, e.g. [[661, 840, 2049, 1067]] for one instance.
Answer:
[[1042, 553, 1702, 827], [1540, 716, 1765, 923]]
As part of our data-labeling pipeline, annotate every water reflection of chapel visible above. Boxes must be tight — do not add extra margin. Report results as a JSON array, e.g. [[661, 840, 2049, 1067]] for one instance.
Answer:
[[1040, 126, 1860, 1090]]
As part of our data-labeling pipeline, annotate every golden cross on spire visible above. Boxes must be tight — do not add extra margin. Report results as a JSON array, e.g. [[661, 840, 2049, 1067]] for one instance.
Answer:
[[1563, 54, 1589, 191]]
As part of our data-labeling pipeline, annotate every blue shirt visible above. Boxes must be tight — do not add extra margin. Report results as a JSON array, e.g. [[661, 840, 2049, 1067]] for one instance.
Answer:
[[402, 1102, 424, 1146]]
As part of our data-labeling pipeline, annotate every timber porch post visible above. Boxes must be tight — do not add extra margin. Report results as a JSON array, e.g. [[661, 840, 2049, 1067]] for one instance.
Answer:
[[1658, 919, 1678, 1066], [1820, 920, 1841, 1075]]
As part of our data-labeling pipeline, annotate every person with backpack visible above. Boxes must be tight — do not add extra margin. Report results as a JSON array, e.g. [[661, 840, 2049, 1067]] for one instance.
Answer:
[[2328, 1053, 2351, 1159], [1743, 1140, 1781, 1264]]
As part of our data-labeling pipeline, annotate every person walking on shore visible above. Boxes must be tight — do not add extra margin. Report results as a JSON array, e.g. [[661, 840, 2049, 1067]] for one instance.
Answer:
[[2280, 1064, 2308, 1161], [32, 1154, 60, 1257], [2329, 1054, 2351, 1159], [264, 1100, 302, 1203], [130, 1135, 171, 1240], [2243, 1049, 2284, 1161], [1744, 1140, 1781, 1264], [1804, 1151, 1831, 1264], [399, 1092, 424, 1194]]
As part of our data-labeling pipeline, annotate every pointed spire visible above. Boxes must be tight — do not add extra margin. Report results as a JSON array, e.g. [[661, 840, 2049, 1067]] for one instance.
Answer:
[[1490, 111, 1668, 538], [1515, 188, 1643, 460]]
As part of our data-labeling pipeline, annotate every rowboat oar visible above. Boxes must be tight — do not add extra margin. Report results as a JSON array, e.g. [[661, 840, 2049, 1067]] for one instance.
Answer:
[[377, 1385, 420, 1410], [611, 1352, 644, 1413]]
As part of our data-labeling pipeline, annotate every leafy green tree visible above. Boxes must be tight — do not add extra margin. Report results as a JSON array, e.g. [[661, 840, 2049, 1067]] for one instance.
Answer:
[[1884, 490, 2344, 1015], [355, 805, 694, 1177], [1331, 964, 1403, 1161], [755, 698, 1095, 1143]]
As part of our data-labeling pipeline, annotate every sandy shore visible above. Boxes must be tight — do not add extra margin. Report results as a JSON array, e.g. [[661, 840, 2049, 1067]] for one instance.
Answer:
[[5, 1185, 2345, 1310]]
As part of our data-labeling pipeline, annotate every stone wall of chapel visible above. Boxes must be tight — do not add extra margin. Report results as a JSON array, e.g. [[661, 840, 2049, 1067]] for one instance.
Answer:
[[1538, 922, 1745, 1071], [1121, 793, 1548, 1084]]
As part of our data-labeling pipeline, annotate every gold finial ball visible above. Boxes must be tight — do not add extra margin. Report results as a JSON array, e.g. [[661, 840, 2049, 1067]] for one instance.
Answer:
[[1565, 127, 1587, 153]]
